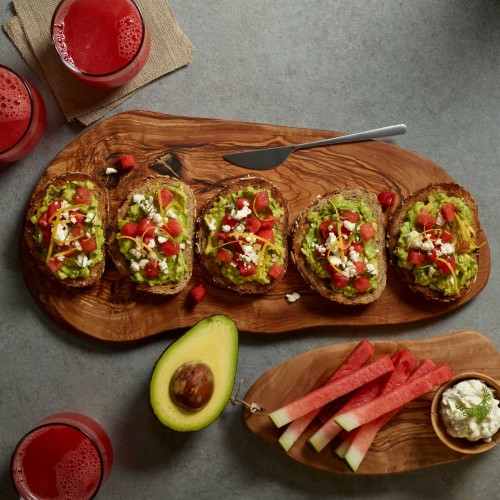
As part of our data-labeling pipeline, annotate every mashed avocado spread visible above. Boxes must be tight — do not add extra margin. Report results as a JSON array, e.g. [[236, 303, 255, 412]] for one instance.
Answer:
[[31, 180, 104, 280], [393, 192, 479, 296], [203, 187, 286, 285], [117, 185, 190, 286], [301, 195, 380, 297]]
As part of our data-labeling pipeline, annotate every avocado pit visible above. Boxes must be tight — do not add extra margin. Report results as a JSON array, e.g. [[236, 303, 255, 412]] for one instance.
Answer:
[[169, 361, 214, 411]]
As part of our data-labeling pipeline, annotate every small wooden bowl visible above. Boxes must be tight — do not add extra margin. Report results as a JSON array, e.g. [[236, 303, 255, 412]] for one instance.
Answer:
[[431, 372, 500, 454]]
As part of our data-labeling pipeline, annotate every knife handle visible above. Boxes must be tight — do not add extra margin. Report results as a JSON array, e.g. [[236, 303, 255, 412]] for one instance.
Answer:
[[294, 124, 407, 151]]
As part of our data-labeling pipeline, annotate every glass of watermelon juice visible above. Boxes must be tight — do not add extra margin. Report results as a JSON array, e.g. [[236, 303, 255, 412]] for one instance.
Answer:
[[10, 412, 113, 500], [51, 0, 151, 88], [0, 65, 46, 164]]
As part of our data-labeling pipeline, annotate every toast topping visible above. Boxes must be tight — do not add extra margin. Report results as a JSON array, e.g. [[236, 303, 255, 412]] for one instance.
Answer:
[[30, 180, 104, 279], [202, 187, 286, 285], [116, 184, 191, 286], [300, 195, 381, 297], [393, 192, 479, 296]]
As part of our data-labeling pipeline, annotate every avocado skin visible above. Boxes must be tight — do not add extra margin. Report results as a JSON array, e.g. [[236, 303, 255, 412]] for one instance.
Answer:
[[150, 315, 239, 431]]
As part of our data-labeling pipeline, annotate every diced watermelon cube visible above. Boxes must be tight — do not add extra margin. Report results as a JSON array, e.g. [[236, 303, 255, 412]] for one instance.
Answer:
[[119, 154, 135, 169]]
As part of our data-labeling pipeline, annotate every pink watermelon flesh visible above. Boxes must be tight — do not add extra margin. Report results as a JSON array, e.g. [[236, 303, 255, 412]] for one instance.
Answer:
[[269, 355, 395, 428], [341, 358, 438, 471], [334, 362, 452, 432], [308, 348, 418, 452], [278, 338, 375, 451]]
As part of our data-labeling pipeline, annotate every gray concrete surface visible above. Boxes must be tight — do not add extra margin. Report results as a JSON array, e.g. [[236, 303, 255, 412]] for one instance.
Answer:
[[1, 0, 499, 498]]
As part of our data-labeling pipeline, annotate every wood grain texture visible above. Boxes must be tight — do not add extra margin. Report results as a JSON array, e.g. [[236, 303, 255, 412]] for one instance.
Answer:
[[19, 111, 490, 342], [242, 331, 500, 475]]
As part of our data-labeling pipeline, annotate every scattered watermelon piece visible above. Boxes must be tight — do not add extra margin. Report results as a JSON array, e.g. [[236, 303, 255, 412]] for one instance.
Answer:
[[334, 363, 452, 432], [341, 358, 437, 471], [119, 154, 135, 169], [189, 284, 206, 304], [269, 355, 395, 428], [308, 348, 418, 452], [278, 339, 375, 452]]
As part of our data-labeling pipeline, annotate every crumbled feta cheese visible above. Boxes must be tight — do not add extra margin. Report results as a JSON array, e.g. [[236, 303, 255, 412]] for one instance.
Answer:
[[76, 254, 90, 267], [286, 292, 301, 303], [130, 247, 142, 259], [231, 205, 252, 220], [366, 263, 378, 276], [105, 167, 118, 175], [130, 261, 140, 272], [152, 213, 163, 225], [440, 243, 456, 255], [133, 194, 145, 203], [349, 249, 360, 263], [166, 209, 177, 219], [208, 219, 217, 231], [157, 236, 167, 244], [342, 260, 357, 278], [139, 259, 149, 269], [343, 220, 356, 232], [54, 224, 69, 244], [85, 212, 95, 223], [222, 225, 231, 232]]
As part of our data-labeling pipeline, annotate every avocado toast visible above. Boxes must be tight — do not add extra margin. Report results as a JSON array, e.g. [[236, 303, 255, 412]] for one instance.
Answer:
[[196, 176, 289, 294], [24, 172, 107, 287], [387, 183, 482, 301], [291, 188, 386, 305], [109, 176, 195, 295]]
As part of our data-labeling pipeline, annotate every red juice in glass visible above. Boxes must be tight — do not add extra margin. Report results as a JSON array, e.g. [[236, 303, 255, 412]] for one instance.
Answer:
[[0, 65, 46, 163], [11, 412, 113, 500], [51, 0, 151, 88]]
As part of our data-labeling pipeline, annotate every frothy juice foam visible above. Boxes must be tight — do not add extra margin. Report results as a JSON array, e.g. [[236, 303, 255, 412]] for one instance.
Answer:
[[0, 67, 32, 152], [52, 0, 150, 87]]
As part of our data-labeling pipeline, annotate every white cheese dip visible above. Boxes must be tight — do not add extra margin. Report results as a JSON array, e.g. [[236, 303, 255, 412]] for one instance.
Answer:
[[440, 379, 500, 442]]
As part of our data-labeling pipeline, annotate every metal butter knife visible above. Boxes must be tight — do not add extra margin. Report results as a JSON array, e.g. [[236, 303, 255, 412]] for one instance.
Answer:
[[223, 124, 407, 170]]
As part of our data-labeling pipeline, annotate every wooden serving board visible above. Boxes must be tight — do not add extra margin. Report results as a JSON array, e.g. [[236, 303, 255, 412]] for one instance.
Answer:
[[20, 111, 490, 342], [242, 330, 500, 474]]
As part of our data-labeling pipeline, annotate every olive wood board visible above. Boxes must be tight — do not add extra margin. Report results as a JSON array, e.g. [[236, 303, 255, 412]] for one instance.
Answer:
[[242, 330, 500, 475], [19, 111, 490, 342]]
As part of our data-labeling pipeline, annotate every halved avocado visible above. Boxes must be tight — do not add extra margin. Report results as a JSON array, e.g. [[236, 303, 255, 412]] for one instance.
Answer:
[[150, 315, 239, 431]]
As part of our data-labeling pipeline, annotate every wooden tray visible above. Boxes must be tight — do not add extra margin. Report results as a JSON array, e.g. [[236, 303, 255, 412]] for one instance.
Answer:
[[242, 330, 500, 474], [20, 111, 490, 342]]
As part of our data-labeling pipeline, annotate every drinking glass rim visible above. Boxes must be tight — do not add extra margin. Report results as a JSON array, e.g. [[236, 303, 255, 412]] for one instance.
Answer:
[[0, 64, 35, 157], [10, 421, 105, 500], [50, 0, 149, 79]]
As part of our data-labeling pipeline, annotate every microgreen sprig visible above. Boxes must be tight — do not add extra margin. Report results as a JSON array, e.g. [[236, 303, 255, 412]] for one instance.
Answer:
[[457, 385, 492, 424]]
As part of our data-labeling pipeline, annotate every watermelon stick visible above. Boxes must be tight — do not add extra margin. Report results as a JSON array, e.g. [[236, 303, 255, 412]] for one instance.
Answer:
[[269, 355, 395, 428], [336, 359, 438, 459], [334, 363, 452, 433], [278, 339, 376, 452], [308, 348, 418, 452], [339, 359, 438, 471]]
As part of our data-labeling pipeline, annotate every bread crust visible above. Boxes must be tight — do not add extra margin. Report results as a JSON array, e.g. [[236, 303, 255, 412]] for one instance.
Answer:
[[24, 172, 108, 287], [108, 176, 195, 295], [386, 183, 480, 301], [291, 188, 386, 305], [196, 176, 289, 294]]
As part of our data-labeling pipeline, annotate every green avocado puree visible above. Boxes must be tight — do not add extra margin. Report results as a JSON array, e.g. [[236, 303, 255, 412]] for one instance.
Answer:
[[301, 195, 379, 297], [203, 187, 286, 285], [117, 185, 189, 286], [31, 180, 104, 280], [393, 192, 478, 296]]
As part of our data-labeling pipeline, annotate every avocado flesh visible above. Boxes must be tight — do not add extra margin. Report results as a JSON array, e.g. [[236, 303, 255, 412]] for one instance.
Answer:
[[150, 315, 239, 431]]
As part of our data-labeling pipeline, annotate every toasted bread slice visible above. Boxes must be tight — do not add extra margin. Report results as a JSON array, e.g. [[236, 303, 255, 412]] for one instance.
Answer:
[[196, 176, 289, 294], [291, 188, 386, 305], [387, 183, 481, 301], [108, 176, 195, 295], [24, 172, 107, 287]]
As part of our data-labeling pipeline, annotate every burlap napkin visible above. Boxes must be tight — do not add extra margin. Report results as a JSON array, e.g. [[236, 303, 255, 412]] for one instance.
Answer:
[[3, 0, 194, 126]]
